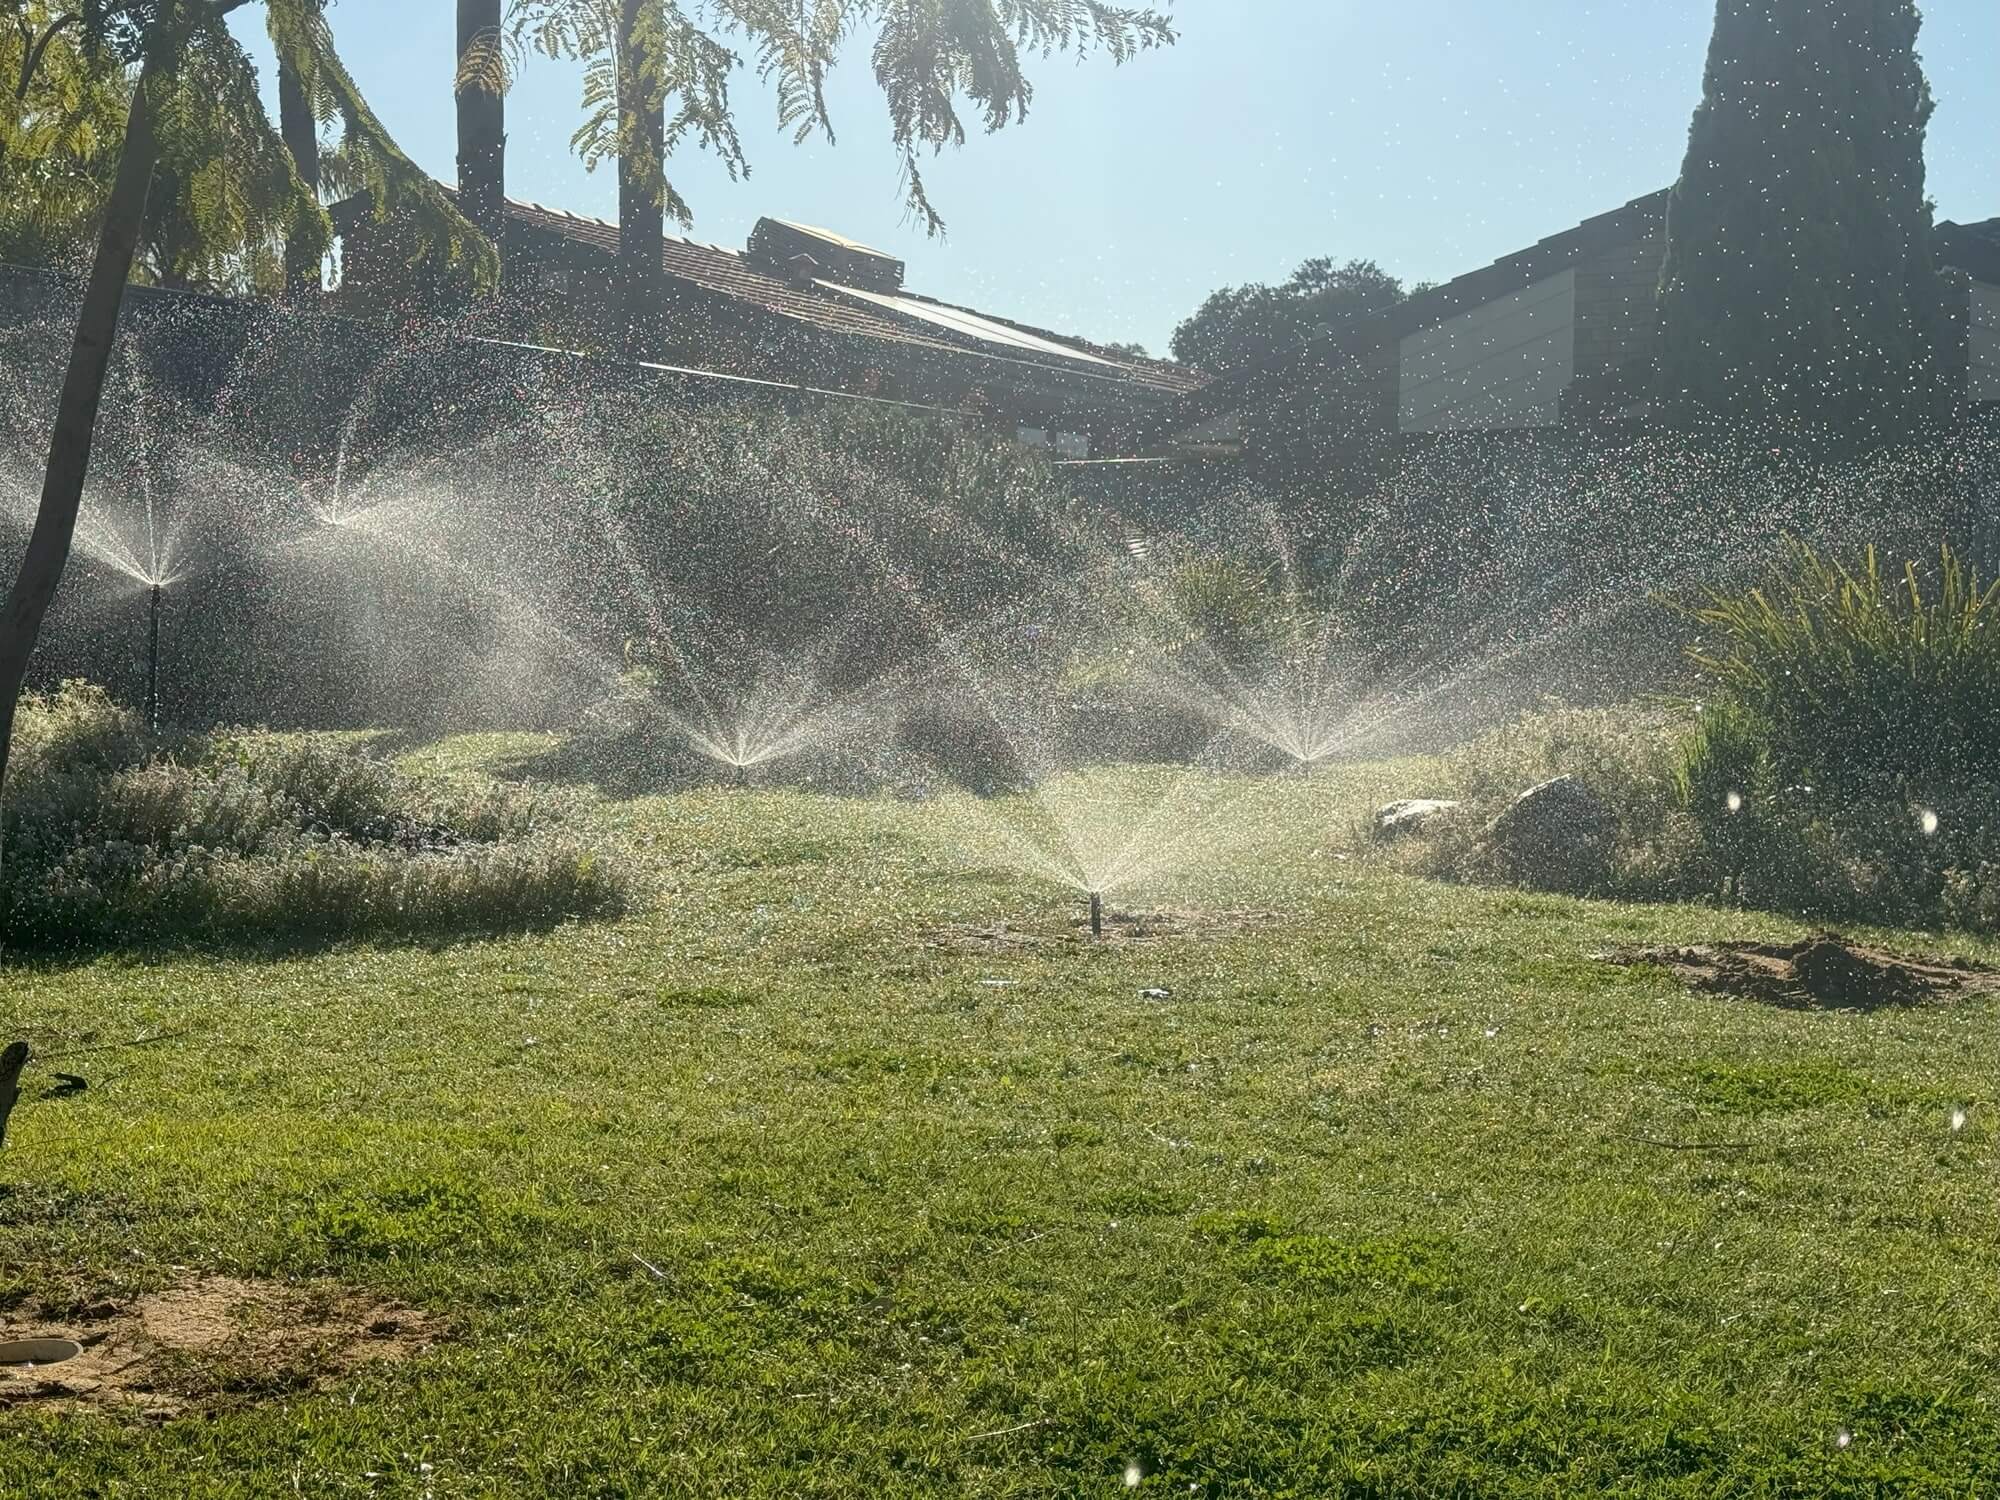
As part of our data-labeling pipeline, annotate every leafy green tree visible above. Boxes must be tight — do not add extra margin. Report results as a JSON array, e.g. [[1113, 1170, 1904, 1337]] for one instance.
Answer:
[[5, 4, 318, 295], [1658, 0, 1950, 446], [0, 0, 495, 792], [1171, 257, 1404, 375], [0, 5, 131, 270], [1170, 257, 1409, 491], [509, 0, 1176, 350], [134, 29, 311, 293], [4, 3, 486, 294]]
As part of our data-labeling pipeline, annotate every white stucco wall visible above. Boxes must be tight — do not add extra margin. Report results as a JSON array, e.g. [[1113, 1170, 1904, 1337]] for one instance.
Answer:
[[1972, 282, 1999, 404], [1398, 271, 1577, 433]]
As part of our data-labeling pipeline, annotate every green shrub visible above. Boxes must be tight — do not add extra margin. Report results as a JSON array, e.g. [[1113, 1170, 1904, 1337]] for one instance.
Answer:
[[597, 403, 1089, 686], [555, 403, 1096, 790], [1145, 551, 1297, 672], [0, 682, 626, 949], [1672, 543, 2000, 924], [1384, 703, 1698, 899], [1382, 546, 2000, 933], [1065, 537, 1337, 750], [1681, 542, 2000, 796], [1380, 697, 2000, 931]]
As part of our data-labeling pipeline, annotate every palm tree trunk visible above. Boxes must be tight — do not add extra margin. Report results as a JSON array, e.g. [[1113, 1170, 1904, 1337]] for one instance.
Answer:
[[455, 0, 506, 270], [278, 52, 322, 300], [616, 0, 664, 356], [0, 61, 162, 788]]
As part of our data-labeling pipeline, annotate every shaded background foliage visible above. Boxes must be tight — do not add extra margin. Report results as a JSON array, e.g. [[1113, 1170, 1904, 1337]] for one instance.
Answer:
[[6, 270, 1995, 755]]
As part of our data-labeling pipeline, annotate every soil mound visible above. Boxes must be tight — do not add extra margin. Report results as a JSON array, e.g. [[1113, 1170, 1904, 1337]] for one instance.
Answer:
[[0, 1275, 439, 1417], [1602, 932, 2000, 1011]]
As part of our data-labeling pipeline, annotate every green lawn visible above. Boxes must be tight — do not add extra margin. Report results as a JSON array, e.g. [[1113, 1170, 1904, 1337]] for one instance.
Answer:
[[2, 746, 1996, 1496]]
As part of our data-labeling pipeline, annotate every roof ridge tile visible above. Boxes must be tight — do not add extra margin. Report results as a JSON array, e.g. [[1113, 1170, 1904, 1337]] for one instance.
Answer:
[[337, 183, 1200, 396]]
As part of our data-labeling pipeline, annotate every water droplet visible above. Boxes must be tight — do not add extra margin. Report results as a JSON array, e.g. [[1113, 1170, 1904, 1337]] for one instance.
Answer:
[[1919, 808, 1939, 836], [1725, 789, 1743, 813], [1124, 1460, 1144, 1487], [1835, 1427, 1853, 1450], [1951, 1108, 1966, 1133]]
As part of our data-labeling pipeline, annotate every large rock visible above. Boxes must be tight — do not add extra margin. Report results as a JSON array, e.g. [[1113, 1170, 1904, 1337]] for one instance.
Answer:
[[1482, 775, 1614, 893], [1372, 798, 1461, 840]]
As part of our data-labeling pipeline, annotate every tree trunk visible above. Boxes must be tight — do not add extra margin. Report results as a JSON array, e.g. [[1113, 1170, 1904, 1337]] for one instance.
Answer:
[[455, 0, 506, 275], [278, 52, 322, 301], [0, 67, 162, 789], [616, 0, 664, 356]]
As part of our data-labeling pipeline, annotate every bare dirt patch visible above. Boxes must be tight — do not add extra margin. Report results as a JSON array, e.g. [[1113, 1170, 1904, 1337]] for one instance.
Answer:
[[1601, 932, 2000, 1011], [930, 906, 1287, 952], [0, 1276, 440, 1418]]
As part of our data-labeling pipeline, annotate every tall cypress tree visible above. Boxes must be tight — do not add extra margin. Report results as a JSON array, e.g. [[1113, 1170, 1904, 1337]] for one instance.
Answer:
[[1658, 0, 1949, 447]]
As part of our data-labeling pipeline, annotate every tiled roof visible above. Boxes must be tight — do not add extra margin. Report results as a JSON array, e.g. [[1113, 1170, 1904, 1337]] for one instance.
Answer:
[[1937, 219, 2000, 286], [1389, 191, 1670, 340], [488, 197, 1203, 397], [1369, 190, 1999, 342], [907, 294, 1197, 383]]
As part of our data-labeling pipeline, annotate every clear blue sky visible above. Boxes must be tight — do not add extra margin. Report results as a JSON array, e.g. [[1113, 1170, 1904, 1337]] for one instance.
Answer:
[[238, 1, 1998, 355]]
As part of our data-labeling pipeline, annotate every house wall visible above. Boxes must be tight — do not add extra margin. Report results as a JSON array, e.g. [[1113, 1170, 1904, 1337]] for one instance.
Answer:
[[1571, 226, 1666, 392], [1398, 271, 1577, 433], [1973, 281, 2000, 403]]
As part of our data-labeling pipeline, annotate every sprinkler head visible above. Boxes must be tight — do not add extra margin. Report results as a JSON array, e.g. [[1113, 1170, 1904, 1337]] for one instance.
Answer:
[[733, 763, 750, 789], [0, 1338, 81, 1368], [146, 581, 163, 736], [1089, 890, 1103, 940]]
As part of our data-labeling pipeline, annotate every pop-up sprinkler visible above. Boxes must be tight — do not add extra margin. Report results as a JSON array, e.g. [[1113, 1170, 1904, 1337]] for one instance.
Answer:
[[733, 763, 750, 790], [0, 1338, 81, 1368], [1089, 890, 1103, 940], [146, 582, 162, 734]]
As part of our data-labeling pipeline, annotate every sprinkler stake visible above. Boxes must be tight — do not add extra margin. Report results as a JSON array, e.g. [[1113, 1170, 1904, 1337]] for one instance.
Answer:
[[734, 763, 750, 789], [146, 582, 162, 735], [1089, 891, 1103, 940]]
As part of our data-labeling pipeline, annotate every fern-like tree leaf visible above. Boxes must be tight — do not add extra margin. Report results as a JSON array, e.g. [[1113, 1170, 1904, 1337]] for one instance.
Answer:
[[268, 0, 497, 287]]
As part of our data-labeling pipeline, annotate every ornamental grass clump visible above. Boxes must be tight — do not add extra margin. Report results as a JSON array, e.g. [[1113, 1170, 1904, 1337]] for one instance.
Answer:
[[1, 682, 626, 949], [1681, 543, 2000, 797], [1676, 543, 2000, 926]]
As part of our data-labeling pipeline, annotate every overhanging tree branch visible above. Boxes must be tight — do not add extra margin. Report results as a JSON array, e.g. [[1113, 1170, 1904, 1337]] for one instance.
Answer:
[[16, 12, 82, 101]]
